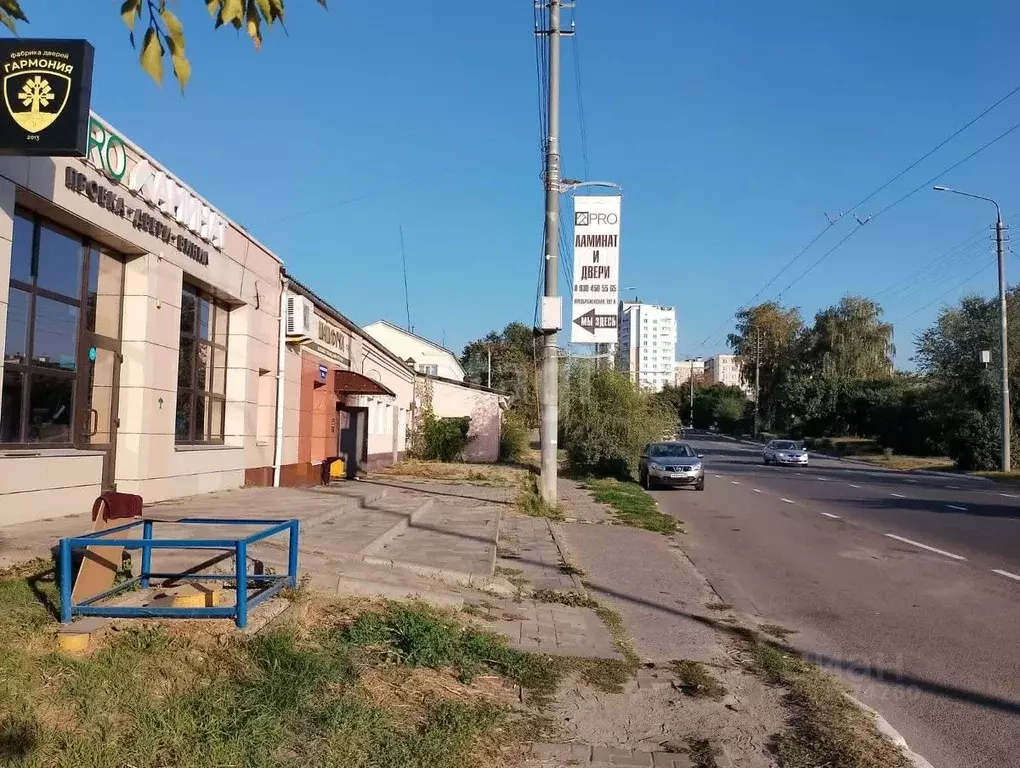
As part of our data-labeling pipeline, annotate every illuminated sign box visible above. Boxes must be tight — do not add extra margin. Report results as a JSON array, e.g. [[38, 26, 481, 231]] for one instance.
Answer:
[[0, 38, 94, 157]]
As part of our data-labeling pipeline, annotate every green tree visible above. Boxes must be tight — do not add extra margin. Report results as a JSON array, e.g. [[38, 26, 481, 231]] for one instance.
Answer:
[[0, 0, 327, 89], [460, 322, 539, 427], [690, 383, 749, 433], [727, 301, 806, 430], [806, 296, 895, 380], [561, 366, 673, 479]]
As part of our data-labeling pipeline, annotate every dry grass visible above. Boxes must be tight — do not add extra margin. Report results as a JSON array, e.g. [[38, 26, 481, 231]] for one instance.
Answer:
[[372, 460, 527, 487], [972, 470, 1020, 487], [852, 454, 954, 472]]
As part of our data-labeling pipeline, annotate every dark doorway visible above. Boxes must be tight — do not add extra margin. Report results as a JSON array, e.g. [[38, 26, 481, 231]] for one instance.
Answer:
[[337, 405, 368, 479]]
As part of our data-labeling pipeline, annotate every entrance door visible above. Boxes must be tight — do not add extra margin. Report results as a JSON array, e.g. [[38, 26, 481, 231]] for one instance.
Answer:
[[338, 406, 368, 479], [76, 333, 121, 489]]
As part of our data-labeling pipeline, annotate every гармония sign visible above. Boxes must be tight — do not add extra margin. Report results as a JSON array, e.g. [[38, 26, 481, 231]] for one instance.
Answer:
[[0, 39, 94, 156]]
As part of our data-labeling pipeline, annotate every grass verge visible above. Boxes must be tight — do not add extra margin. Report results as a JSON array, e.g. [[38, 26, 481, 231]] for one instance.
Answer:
[[581, 478, 679, 534], [670, 660, 727, 701], [373, 459, 527, 487], [0, 566, 557, 768], [972, 470, 1020, 487], [515, 475, 564, 519], [852, 454, 954, 472], [745, 638, 912, 768]]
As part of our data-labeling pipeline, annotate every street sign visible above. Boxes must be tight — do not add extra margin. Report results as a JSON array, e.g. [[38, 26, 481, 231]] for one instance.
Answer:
[[570, 195, 621, 343]]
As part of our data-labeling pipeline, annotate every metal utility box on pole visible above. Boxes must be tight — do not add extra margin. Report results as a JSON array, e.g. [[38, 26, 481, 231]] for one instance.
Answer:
[[539, 0, 564, 504]]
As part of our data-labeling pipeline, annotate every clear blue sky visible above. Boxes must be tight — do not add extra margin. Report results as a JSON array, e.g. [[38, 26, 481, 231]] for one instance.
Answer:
[[11, 1, 1020, 366]]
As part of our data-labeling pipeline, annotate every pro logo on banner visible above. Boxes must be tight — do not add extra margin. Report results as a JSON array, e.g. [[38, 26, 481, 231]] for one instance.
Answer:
[[0, 39, 94, 157], [571, 195, 621, 343]]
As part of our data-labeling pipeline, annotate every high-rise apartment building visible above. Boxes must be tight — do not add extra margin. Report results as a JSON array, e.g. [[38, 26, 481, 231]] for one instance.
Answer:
[[618, 302, 676, 392], [675, 358, 705, 386], [705, 354, 752, 394]]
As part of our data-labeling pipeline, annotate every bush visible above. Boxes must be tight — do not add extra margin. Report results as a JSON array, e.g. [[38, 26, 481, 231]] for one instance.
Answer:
[[499, 410, 530, 464], [946, 410, 1000, 471], [561, 367, 673, 479], [421, 416, 472, 462]]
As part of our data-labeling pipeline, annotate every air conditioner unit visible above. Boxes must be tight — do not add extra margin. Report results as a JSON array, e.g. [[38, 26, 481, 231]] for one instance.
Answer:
[[285, 294, 315, 342]]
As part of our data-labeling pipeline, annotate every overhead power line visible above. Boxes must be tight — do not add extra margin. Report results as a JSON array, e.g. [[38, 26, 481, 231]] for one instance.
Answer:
[[697, 82, 1020, 348], [894, 258, 996, 324]]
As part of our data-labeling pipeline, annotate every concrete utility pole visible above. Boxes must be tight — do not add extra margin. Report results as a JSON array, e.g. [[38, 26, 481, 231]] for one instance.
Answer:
[[689, 360, 695, 428], [934, 186, 1011, 471], [487, 345, 493, 389], [754, 327, 761, 440], [539, 0, 564, 503]]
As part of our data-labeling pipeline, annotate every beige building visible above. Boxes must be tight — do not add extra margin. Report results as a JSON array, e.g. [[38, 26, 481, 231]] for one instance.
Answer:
[[0, 114, 281, 526], [362, 319, 465, 380], [705, 354, 752, 394], [675, 358, 705, 386]]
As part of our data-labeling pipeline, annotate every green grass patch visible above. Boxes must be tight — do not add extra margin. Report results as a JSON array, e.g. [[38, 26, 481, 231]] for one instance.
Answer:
[[758, 623, 798, 641], [670, 659, 727, 700], [515, 475, 564, 520], [532, 589, 599, 609], [582, 478, 679, 534], [973, 470, 1020, 487], [0, 566, 555, 768], [745, 638, 912, 768]]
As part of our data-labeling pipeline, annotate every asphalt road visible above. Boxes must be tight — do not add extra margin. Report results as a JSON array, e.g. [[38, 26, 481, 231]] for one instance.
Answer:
[[655, 431, 1020, 768]]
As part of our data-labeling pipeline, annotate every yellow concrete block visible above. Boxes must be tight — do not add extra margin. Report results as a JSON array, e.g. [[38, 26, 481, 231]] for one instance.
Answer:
[[58, 633, 90, 653], [170, 584, 221, 608], [329, 459, 346, 479]]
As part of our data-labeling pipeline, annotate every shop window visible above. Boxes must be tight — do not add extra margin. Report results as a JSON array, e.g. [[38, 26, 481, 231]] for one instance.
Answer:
[[176, 284, 229, 445], [1, 211, 122, 445]]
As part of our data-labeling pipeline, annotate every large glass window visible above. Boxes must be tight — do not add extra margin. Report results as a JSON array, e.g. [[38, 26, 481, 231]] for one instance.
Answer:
[[176, 285, 229, 445], [1, 211, 123, 445]]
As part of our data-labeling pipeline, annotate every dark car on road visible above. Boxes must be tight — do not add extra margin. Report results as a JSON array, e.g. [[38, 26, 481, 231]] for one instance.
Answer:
[[639, 442, 705, 490]]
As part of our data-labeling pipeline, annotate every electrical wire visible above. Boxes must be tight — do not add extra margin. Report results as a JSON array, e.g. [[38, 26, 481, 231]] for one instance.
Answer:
[[774, 116, 1020, 300], [570, 3, 590, 180], [697, 83, 1020, 348], [893, 258, 996, 324]]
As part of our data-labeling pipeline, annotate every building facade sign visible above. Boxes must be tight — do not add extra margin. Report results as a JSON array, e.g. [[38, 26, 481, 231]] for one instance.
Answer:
[[0, 39, 94, 157], [310, 316, 351, 366], [84, 117, 226, 251], [571, 195, 621, 343]]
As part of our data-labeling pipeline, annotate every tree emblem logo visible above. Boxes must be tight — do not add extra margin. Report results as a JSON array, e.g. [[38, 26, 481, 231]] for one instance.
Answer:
[[4, 67, 72, 133]]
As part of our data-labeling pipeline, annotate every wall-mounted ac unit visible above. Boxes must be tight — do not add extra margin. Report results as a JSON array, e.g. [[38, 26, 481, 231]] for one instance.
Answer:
[[285, 294, 315, 342]]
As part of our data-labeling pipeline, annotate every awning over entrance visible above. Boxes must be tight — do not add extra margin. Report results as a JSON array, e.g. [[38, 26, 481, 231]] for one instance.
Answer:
[[334, 370, 396, 397]]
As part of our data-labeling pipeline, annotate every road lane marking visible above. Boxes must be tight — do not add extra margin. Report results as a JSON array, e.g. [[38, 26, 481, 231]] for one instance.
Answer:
[[947, 505, 968, 512], [713, 475, 723, 479], [731, 480, 740, 485], [781, 498, 795, 504], [904, 479, 917, 483], [884, 534, 966, 561], [753, 489, 762, 494], [848, 483, 861, 488], [821, 512, 841, 519], [945, 485, 960, 490], [1000, 493, 1019, 499], [992, 569, 1020, 582], [891, 493, 906, 498], [815, 477, 827, 481]]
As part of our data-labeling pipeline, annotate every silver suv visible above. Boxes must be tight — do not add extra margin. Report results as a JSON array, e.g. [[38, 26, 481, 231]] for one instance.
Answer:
[[639, 442, 705, 490]]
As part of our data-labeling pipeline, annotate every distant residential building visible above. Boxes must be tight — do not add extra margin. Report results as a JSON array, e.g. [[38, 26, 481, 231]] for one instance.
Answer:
[[675, 358, 705, 386], [706, 354, 752, 395], [362, 320, 466, 381], [618, 302, 676, 392]]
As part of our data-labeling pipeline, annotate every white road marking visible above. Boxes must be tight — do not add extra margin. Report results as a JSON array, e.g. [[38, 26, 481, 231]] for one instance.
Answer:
[[821, 512, 841, 519], [848, 483, 861, 489], [884, 534, 966, 561], [904, 479, 918, 483], [815, 477, 827, 482], [945, 485, 960, 490], [992, 569, 1020, 582], [781, 498, 795, 504], [947, 505, 968, 512], [731, 480, 740, 485], [1000, 493, 1019, 499], [891, 493, 906, 498], [713, 475, 723, 479], [753, 489, 763, 494]]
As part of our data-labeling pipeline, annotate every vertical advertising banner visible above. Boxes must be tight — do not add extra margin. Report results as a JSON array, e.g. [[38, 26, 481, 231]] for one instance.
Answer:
[[571, 195, 621, 343]]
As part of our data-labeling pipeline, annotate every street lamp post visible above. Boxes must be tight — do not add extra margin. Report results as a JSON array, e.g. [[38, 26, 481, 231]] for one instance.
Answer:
[[934, 185, 1011, 472]]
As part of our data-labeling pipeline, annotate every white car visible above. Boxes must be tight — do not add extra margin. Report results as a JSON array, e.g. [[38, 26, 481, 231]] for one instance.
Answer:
[[763, 440, 809, 466]]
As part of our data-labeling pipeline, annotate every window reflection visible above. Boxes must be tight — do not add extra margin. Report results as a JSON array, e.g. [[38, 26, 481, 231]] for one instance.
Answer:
[[32, 296, 78, 371], [36, 223, 83, 299], [4, 288, 29, 363], [0, 370, 23, 442], [27, 373, 72, 443], [10, 213, 33, 284]]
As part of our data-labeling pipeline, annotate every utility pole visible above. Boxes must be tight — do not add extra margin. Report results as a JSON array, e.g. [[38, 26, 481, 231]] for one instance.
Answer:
[[754, 327, 761, 440], [689, 359, 695, 429], [487, 345, 492, 389], [995, 212, 1011, 471], [538, 0, 563, 504]]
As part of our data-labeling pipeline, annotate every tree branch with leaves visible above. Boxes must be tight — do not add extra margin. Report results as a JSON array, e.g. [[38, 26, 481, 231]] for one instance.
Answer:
[[0, 0, 327, 90]]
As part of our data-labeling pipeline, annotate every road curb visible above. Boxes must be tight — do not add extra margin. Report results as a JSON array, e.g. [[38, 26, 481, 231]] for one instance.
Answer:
[[846, 695, 935, 768]]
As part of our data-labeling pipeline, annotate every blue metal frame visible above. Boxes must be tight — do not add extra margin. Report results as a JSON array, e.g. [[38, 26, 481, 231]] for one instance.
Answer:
[[59, 518, 299, 629]]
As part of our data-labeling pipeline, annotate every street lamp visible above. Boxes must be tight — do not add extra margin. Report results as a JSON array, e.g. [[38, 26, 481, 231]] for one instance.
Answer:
[[934, 185, 1011, 471]]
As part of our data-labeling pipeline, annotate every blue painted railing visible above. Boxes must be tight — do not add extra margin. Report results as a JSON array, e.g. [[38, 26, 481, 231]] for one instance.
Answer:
[[58, 518, 299, 629]]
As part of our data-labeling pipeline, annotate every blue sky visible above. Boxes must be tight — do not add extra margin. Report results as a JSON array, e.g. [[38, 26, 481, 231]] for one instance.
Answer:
[[11, 1, 1020, 366]]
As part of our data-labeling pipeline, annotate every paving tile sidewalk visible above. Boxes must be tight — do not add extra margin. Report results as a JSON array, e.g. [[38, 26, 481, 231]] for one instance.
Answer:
[[497, 513, 579, 592], [523, 742, 701, 768], [558, 479, 617, 524]]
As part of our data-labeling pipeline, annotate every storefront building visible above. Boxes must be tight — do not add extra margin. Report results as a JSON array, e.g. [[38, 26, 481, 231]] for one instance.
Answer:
[[272, 275, 413, 485], [0, 114, 282, 526]]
